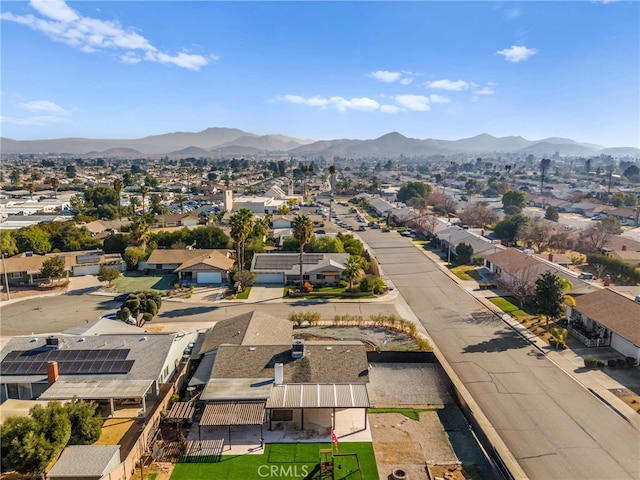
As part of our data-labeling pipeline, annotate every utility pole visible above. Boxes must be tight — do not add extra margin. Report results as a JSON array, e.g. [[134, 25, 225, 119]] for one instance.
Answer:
[[1, 253, 10, 300]]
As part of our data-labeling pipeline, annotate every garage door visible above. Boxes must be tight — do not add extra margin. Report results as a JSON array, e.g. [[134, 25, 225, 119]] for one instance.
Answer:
[[197, 272, 222, 284], [73, 265, 101, 276], [256, 273, 283, 284]]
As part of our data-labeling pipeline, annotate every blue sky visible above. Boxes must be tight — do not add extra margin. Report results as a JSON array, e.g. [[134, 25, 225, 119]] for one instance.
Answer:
[[1, 1, 639, 147]]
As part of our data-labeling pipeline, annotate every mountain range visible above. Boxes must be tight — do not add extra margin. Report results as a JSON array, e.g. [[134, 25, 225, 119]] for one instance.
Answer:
[[1, 128, 638, 158]]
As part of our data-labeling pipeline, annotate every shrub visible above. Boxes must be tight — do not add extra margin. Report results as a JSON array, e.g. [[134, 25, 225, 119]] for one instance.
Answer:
[[584, 357, 597, 368], [359, 277, 374, 292], [338, 279, 348, 288], [616, 358, 626, 367], [626, 357, 636, 367], [302, 281, 313, 293], [596, 359, 605, 368], [608, 359, 618, 368], [372, 277, 386, 294]]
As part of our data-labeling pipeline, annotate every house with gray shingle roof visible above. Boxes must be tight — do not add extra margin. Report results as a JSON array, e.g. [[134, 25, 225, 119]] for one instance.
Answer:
[[250, 252, 348, 285], [0, 331, 195, 417], [566, 288, 640, 362], [47, 445, 120, 480]]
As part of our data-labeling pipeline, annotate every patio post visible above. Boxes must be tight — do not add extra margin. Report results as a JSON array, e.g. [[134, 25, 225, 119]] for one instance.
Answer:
[[228, 425, 232, 451], [364, 409, 367, 430], [332, 408, 335, 430], [198, 424, 201, 449], [301, 409, 304, 430], [109, 398, 114, 417]]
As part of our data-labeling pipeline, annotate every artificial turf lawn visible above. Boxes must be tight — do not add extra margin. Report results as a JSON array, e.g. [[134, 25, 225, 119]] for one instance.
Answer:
[[170, 442, 378, 480]]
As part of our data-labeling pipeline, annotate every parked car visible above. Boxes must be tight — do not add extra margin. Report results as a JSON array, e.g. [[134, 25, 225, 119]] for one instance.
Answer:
[[578, 273, 594, 280], [381, 227, 390, 232], [358, 225, 366, 231]]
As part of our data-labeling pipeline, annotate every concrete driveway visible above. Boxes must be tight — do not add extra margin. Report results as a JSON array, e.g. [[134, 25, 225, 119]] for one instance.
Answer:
[[247, 284, 284, 303]]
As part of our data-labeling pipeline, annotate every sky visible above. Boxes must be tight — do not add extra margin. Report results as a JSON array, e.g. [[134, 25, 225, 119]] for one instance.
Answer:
[[1, 1, 639, 148]]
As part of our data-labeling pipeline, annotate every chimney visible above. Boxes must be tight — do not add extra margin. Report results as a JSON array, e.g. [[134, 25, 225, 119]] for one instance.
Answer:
[[622, 244, 627, 251], [480, 229, 485, 237], [47, 361, 59, 387], [548, 253, 554, 262], [274, 363, 284, 385], [604, 275, 611, 286]]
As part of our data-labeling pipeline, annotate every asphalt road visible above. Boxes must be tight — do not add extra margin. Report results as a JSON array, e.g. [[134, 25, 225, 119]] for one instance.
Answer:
[[0, 293, 399, 338], [360, 228, 640, 480]]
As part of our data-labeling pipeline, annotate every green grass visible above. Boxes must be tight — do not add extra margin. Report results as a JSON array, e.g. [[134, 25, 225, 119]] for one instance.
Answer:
[[449, 265, 482, 281], [234, 286, 251, 299], [170, 442, 378, 480], [113, 271, 177, 293], [367, 407, 437, 421], [490, 297, 528, 318]]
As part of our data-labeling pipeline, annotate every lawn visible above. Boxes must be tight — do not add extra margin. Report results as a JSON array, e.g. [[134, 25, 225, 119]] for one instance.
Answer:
[[113, 272, 178, 293], [234, 286, 251, 299], [449, 265, 482, 281], [170, 442, 377, 480], [490, 297, 529, 318]]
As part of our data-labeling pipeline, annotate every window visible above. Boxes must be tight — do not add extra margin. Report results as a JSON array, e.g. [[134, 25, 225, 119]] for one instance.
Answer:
[[11, 272, 22, 279], [272, 409, 293, 421]]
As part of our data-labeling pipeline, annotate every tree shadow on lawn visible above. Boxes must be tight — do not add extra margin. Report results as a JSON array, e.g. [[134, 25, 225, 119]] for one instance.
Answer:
[[158, 306, 217, 318], [461, 329, 530, 354]]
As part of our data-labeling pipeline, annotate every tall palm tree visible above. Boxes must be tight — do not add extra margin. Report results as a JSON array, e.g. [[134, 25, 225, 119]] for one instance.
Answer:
[[230, 208, 254, 271], [50, 177, 60, 199], [175, 194, 187, 214], [113, 178, 124, 221], [140, 185, 148, 214], [292, 214, 314, 290]]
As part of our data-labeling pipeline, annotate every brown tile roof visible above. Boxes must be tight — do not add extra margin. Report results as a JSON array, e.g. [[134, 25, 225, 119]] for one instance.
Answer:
[[0, 250, 121, 274], [174, 251, 234, 272], [197, 311, 293, 355], [146, 249, 232, 265], [211, 341, 369, 384], [573, 288, 640, 346]]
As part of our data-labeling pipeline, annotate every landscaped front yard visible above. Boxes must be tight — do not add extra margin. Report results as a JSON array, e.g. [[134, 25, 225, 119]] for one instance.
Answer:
[[170, 442, 378, 480], [112, 272, 178, 294]]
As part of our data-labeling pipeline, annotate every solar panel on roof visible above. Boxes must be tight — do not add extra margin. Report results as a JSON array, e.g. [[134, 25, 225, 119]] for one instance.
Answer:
[[0, 349, 133, 376], [76, 350, 89, 361]]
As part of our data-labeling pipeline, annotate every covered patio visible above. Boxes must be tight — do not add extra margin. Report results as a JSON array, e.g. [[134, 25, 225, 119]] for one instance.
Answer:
[[197, 401, 266, 452], [38, 379, 154, 418]]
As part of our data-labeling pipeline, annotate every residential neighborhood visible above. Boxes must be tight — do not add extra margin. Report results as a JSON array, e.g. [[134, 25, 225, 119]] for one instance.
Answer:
[[1, 150, 639, 480]]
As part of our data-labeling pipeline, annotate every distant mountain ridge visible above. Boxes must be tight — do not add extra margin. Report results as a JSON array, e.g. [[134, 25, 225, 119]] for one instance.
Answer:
[[1, 128, 638, 157]]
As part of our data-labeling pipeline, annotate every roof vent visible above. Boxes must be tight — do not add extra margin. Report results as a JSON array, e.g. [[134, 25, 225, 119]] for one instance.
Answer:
[[291, 339, 305, 359], [140, 336, 147, 341], [325, 346, 333, 351], [79, 338, 85, 342], [248, 346, 257, 351], [45, 336, 60, 349]]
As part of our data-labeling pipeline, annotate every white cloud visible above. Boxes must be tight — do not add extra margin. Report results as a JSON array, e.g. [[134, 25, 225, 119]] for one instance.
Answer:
[[279, 95, 379, 113], [496, 45, 538, 63], [426, 79, 473, 91], [399, 78, 413, 85], [505, 8, 523, 20], [428, 94, 450, 104], [1, 0, 211, 71], [381, 105, 403, 114], [1, 115, 71, 126], [394, 94, 431, 111], [17, 99, 74, 115], [370, 70, 402, 83], [474, 87, 496, 96]]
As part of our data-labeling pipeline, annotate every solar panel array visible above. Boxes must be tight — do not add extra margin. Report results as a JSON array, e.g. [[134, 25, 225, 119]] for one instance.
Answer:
[[254, 254, 325, 270], [1, 349, 133, 375]]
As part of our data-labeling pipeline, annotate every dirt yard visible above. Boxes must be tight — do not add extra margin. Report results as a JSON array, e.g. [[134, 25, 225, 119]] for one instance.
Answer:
[[369, 410, 484, 480]]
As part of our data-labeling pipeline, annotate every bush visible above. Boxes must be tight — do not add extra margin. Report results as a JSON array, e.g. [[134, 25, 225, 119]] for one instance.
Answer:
[[359, 277, 374, 292], [616, 358, 626, 367], [596, 359, 605, 368], [338, 279, 348, 288], [608, 359, 618, 368], [584, 357, 597, 368], [626, 357, 636, 367], [302, 281, 313, 293]]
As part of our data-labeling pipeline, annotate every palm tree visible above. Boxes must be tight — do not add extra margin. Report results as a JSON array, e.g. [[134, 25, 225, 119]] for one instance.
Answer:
[[175, 194, 187, 214], [27, 183, 35, 199], [50, 177, 60, 199], [342, 255, 369, 290], [140, 185, 148, 214], [230, 208, 254, 271], [113, 178, 124, 221], [292, 214, 314, 290], [129, 218, 150, 250]]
